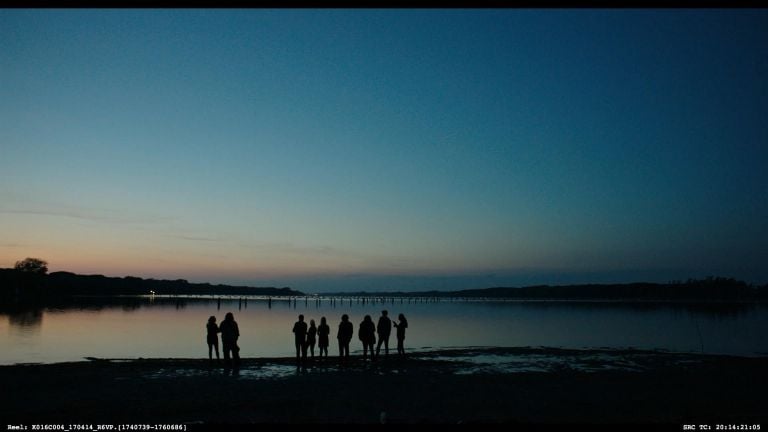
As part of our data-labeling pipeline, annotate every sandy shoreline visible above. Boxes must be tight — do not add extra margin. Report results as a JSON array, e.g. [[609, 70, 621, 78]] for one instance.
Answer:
[[2, 347, 767, 425]]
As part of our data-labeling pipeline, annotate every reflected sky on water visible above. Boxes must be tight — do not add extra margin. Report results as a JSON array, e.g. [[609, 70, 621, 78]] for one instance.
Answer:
[[1, 296, 767, 364]]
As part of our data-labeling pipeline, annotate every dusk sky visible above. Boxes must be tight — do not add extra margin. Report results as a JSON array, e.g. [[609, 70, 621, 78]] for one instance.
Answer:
[[1, 9, 767, 292]]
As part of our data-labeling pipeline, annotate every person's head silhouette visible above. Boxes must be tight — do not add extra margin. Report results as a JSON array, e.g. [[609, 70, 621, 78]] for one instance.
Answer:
[[298, 314, 304, 322], [225, 312, 234, 321], [364, 315, 372, 323], [382, 310, 388, 317], [321, 316, 327, 325], [208, 316, 216, 323], [341, 314, 349, 322]]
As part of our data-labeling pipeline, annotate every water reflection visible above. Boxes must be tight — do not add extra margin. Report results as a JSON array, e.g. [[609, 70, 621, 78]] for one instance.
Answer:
[[6, 308, 43, 330], [1, 295, 763, 327], [465, 299, 761, 318], [0, 296, 766, 364]]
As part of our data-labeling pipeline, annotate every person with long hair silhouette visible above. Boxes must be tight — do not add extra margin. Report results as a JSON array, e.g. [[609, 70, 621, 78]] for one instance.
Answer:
[[359, 314, 376, 361], [393, 313, 408, 357], [317, 316, 330, 359], [220, 312, 240, 368], [206, 315, 221, 364], [306, 319, 317, 359], [337, 314, 353, 362], [292, 314, 308, 363], [375, 310, 392, 358]]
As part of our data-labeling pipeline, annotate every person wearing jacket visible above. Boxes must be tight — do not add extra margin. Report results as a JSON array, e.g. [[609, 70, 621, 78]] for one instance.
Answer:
[[358, 315, 376, 361]]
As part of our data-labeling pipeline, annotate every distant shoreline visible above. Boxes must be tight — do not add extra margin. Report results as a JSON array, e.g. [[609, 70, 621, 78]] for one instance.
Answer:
[[2, 269, 766, 301], [0, 268, 305, 298], [319, 277, 768, 301]]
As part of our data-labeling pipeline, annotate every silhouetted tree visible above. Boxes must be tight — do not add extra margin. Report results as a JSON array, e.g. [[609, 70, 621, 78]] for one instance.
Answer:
[[14, 258, 48, 275]]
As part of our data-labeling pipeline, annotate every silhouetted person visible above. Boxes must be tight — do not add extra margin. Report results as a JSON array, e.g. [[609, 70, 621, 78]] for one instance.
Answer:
[[220, 312, 240, 368], [337, 314, 353, 362], [318, 316, 330, 359], [206, 316, 221, 364], [359, 315, 376, 361], [306, 319, 317, 359], [292, 314, 308, 362], [375, 310, 392, 358], [393, 313, 408, 357]]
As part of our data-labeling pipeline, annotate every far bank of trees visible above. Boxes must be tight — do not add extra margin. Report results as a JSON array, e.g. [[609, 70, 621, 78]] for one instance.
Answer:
[[14, 257, 48, 275], [2, 257, 767, 302], [325, 277, 768, 301], [0, 258, 303, 301]]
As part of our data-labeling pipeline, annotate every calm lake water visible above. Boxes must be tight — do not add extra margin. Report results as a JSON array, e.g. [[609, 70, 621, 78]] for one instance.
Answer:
[[1, 296, 767, 365]]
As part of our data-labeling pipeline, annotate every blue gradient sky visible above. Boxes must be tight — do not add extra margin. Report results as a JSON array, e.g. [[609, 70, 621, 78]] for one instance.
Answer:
[[2, 9, 767, 292]]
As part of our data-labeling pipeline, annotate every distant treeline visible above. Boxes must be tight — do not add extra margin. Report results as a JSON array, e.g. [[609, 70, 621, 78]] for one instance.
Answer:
[[322, 277, 768, 301], [0, 268, 304, 300]]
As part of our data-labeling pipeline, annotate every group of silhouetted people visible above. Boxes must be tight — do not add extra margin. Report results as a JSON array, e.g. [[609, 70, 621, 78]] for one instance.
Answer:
[[292, 315, 331, 361], [207, 309, 408, 367], [206, 312, 240, 368], [297, 310, 408, 364]]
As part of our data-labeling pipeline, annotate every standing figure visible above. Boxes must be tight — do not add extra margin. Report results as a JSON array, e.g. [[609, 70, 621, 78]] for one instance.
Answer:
[[306, 319, 317, 359], [375, 310, 392, 358], [317, 316, 330, 359], [337, 314, 353, 362], [292, 314, 308, 363], [206, 316, 221, 364], [358, 315, 376, 361], [220, 312, 240, 368], [393, 313, 408, 357]]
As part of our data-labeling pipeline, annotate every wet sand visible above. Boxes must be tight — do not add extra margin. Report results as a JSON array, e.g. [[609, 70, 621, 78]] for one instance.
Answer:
[[1, 347, 767, 426]]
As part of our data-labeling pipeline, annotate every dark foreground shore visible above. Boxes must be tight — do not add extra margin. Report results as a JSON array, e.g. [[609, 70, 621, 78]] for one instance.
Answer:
[[2, 347, 767, 426]]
